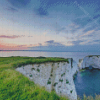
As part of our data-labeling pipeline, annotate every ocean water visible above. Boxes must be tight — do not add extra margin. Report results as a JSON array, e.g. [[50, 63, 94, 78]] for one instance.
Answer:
[[0, 51, 100, 63], [74, 69, 100, 98]]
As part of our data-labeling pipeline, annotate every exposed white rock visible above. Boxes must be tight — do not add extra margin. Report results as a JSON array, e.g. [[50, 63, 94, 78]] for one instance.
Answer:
[[78, 55, 100, 69], [16, 59, 78, 100], [70, 59, 79, 77], [78, 59, 83, 68]]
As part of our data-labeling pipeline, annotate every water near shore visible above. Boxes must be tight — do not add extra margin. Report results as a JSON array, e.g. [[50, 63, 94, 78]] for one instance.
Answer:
[[74, 69, 100, 98]]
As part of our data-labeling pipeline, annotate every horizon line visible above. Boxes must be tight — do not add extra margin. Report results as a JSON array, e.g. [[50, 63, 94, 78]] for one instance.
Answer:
[[0, 50, 99, 52]]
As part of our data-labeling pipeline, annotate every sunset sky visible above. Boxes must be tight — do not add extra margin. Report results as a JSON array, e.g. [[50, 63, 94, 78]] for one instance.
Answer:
[[0, 0, 100, 51]]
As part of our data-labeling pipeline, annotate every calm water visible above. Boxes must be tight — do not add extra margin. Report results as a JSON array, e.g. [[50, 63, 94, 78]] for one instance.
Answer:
[[0, 51, 100, 63], [74, 69, 100, 98]]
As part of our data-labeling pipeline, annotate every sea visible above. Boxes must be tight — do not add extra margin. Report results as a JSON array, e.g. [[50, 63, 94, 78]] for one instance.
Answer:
[[0, 51, 100, 63]]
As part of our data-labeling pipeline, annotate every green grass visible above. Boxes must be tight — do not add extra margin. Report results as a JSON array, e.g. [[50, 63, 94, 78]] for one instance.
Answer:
[[0, 56, 69, 68], [1, 56, 100, 100], [79, 69, 86, 72], [78, 94, 100, 100], [0, 56, 69, 100]]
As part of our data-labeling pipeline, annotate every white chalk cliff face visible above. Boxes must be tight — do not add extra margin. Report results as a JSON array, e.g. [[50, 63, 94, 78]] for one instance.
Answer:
[[16, 58, 78, 100], [16, 55, 100, 100], [78, 55, 100, 69]]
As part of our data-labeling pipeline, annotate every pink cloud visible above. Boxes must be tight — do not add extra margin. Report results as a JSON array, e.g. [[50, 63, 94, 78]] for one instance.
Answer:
[[0, 43, 28, 50], [0, 35, 24, 39]]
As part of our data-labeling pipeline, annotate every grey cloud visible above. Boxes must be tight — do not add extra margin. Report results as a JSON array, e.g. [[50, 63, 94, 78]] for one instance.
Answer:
[[93, 14, 100, 19], [6, 7, 18, 12], [35, 7, 48, 16], [0, 35, 24, 39], [72, 40, 83, 45], [45, 40, 65, 47], [7, 0, 31, 8], [45, 40, 54, 44], [93, 40, 100, 43]]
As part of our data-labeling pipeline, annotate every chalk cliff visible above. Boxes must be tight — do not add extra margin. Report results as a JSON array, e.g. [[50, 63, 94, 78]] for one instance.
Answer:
[[16, 58, 78, 100], [78, 55, 100, 69]]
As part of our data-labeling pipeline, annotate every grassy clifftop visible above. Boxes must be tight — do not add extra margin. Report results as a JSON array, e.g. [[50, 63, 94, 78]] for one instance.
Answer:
[[0, 56, 69, 100], [0, 56, 69, 69], [1, 56, 100, 100]]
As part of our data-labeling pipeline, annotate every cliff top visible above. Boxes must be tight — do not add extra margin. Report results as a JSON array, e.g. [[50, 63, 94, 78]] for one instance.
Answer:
[[0, 56, 69, 100], [86, 55, 100, 58], [0, 56, 69, 68]]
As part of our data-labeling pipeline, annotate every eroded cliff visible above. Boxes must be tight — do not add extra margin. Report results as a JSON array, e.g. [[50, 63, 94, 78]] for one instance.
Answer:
[[78, 55, 100, 69], [16, 58, 78, 100]]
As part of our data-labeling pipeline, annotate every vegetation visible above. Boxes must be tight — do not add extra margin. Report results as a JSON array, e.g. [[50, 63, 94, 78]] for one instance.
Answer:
[[79, 69, 86, 72], [37, 69, 40, 72], [47, 78, 51, 85], [0, 56, 69, 100], [0, 56, 100, 100], [70, 90, 73, 93], [87, 55, 100, 58], [73, 71, 78, 80], [66, 79, 69, 84], [78, 94, 100, 100], [61, 73, 65, 77], [59, 79, 63, 82], [29, 74, 33, 77], [53, 82, 58, 87]]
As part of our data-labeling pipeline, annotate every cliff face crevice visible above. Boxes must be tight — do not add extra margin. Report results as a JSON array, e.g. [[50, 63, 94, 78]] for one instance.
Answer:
[[16, 58, 78, 100]]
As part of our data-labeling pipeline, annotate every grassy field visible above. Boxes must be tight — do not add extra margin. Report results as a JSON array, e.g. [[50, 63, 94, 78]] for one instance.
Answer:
[[0, 56, 69, 100], [0, 56, 100, 100]]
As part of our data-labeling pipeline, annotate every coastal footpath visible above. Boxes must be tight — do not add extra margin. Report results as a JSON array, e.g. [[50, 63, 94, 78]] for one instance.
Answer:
[[16, 58, 78, 100]]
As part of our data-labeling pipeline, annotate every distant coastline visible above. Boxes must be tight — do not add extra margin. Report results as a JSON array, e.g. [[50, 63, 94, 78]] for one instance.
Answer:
[[0, 50, 100, 52]]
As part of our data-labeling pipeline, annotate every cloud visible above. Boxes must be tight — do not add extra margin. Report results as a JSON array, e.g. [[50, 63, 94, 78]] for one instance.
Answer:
[[6, 7, 18, 12], [2, 0, 100, 52], [68, 23, 80, 33], [93, 40, 100, 42], [45, 40, 54, 44], [45, 40, 65, 47], [73, 17, 92, 28], [72, 40, 83, 45], [7, 0, 31, 8], [35, 7, 48, 16], [29, 40, 100, 52], [95, 5, 100, 12], [0, 35, 23, 39], [93, 14, 100, 19], [83, 25, 96, 33], [51, 23, 67, 34], [0, 43, 28, 50], [29, 40, 66, 51], [39, 0, 71, 8], [7, 0, 49, 16], [79, 30, 94, 38]]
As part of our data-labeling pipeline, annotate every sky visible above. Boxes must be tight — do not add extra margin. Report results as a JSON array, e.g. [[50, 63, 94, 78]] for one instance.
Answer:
[[0, 0, 100, 51]]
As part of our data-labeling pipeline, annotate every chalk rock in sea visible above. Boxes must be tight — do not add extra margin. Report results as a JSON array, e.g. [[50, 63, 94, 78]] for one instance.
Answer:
[[78, 55, 100, 69]]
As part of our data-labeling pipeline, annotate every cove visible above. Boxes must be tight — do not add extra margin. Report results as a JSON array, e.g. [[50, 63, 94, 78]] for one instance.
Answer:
[[74, 69, 100, 98]]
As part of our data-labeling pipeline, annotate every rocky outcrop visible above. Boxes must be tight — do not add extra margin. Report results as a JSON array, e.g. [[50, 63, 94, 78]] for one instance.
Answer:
[[71, 59, 79, 77], [16, 58, 78, 100], [78, 55, 100, 69]]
